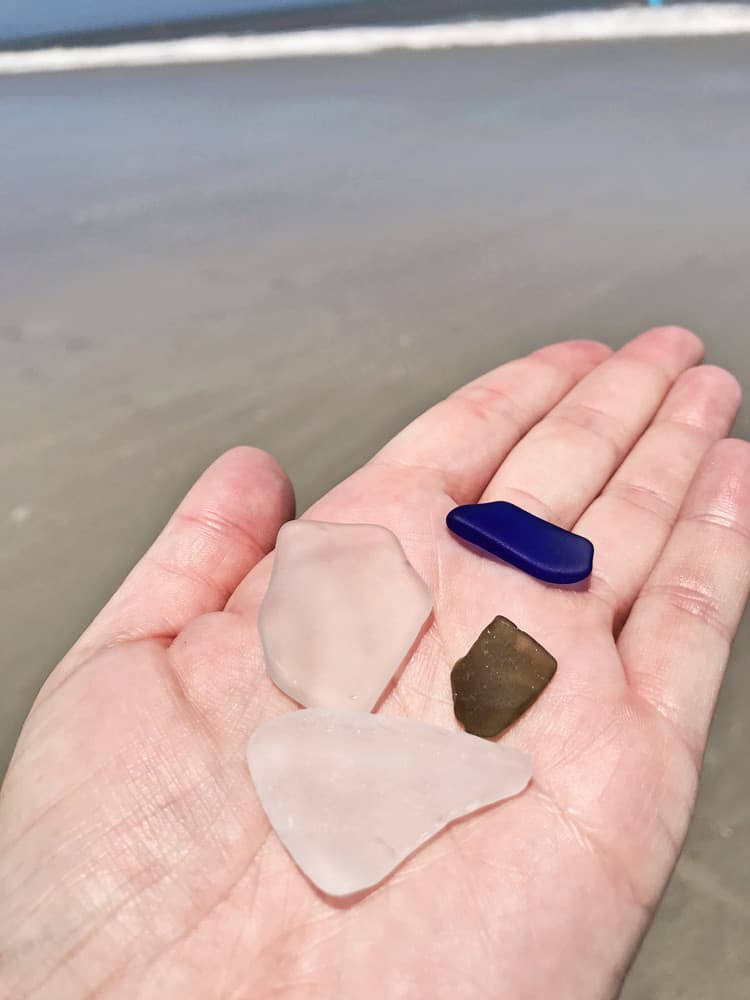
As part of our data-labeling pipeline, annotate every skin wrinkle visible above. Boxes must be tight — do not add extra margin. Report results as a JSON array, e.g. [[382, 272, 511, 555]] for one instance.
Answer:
[[212, 913, 251, 1000], [147, 558, 230, 626], [33, 870, 177, 999], [445, 827, 494, 972], [631, 684, 715, 771], [166, 611, 263, 735], [3, 824, 109, 927], [683, 509, 750, 544], [240, 904, 330, 996], [547, 399, 628, 458], [487, 484, 556, 521], [170, 507, 268, 570], [637, 580, 734, 646], [537, 696, 692, 914], [117, 725, 232, 861], [17, 754, 216, 929], [85, 881, 237, 1000], [0, 756, 114, 855], [26, 653, 104, 712], [30, 637, 173, 712], [15, 703, 257, 995], [536, 695, 624, 773], [625, 689, 702, 804], [283, 910, 345, 977], [576, 448, 740, 637], [532, 782, 655, 919], [411, 509, 455, 719], [585, 569, 624, 624], [365, 456, 452, 499], [669, 411, 730, 434], [529, 343, 613, 378], [392, 681, 453, 710], [7, 744, 178, 904], [450, 379, 530, 439], [88, 827, 276, 1000], [604, 479, 676, 526], [528, 357, 675, 461], [163, 639, 226, 762]]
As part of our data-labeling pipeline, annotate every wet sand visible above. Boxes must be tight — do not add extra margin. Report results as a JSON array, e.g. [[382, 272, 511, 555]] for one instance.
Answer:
[[1, 37, 749, 997]]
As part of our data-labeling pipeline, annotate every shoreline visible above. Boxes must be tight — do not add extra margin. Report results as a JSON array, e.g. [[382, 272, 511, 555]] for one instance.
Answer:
[[2, 5, 750, 74]]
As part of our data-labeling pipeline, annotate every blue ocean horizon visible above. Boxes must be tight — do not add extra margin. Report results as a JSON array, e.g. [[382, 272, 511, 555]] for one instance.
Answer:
[[0, 0, 359, 43]]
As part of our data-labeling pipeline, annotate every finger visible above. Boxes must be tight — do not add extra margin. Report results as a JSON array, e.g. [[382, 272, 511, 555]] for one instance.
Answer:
[[480, 326, 704, 524], [619, 439, 750, 761], [65, 447, 294, 662], [577, 366, 741, 629], [374, 339, 612, 503]]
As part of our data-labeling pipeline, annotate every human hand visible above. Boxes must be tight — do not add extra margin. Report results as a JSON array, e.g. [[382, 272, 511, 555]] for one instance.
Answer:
[[2, 327, 748, 1000]]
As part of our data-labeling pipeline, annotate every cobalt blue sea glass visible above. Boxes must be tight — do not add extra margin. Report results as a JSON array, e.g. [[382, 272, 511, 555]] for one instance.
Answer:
[[446, 501, 594, 584]]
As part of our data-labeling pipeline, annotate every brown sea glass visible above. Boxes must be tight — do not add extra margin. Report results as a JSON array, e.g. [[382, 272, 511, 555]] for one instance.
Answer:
[[451, 616, 557, 738]]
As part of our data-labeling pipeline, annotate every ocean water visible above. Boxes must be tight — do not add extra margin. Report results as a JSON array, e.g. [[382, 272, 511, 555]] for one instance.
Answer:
[[0, 0, 354, 42]]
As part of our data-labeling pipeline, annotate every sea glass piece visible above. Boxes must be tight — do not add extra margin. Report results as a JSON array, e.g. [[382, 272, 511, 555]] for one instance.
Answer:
[[446, 500, 593, 584], [247, 708, 532, 896], [451, 616, 557, 738], [259, 520, 432, 711]]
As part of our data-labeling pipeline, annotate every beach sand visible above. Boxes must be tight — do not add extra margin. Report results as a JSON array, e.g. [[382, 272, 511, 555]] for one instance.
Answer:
[[1, 37, 749, 996]]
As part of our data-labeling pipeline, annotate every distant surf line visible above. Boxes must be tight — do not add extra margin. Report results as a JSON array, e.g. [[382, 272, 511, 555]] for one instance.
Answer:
[[2, 4, 750, 75]]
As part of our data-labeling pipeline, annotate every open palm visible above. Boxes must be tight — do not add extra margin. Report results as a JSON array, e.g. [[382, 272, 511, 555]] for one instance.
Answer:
[[2, 327, 749, 1000]]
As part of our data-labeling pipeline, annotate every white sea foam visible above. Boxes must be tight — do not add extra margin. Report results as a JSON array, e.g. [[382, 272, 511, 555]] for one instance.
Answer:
[[2, 4, 750, 75]]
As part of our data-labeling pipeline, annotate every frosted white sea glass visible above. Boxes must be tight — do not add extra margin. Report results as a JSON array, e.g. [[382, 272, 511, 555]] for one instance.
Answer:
[[247, 708, 532, 896], [259, 520, 432, 711]]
